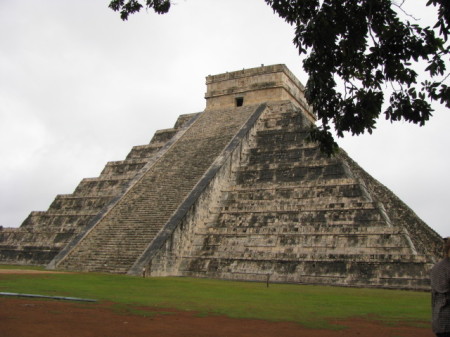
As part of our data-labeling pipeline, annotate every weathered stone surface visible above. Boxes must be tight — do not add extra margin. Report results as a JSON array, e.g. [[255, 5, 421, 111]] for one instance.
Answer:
[[0, 64, 441, 290], [146, 99, 439, 290]]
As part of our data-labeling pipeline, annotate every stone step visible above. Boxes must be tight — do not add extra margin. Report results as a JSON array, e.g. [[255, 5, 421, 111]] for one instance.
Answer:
[[196, 225, 403, 235], [37, 210, 100, 217], [99, 159, 149, 177], [215, 220, 392, 231], [149, 128, 178, 146], [48, 195, 114, 212], [0, 245, 62, 265], [191, 233, 413, 252], [226, 178, 361, 191], [180, 269, 429, 290], [245, 147, 324, 165], [180, 252, 429, 265], [236, 157, 342, 170], [217, 208, 386, 226], [173, 112, 200, 129], [125, 144, 163, 160], [0, 230, 76, 255], [178, 254, 431, 290], [73, 176, 132, 196], [220, 200, 380, 212], [224, 185, 368, 202], [20, 212, 95, 230], [184, 242, 415, 259], [252, 130, 310, 149], [234, 161, 349, 184]]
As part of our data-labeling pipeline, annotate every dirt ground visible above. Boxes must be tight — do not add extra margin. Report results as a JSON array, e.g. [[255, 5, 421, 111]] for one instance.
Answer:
[[0, 269, 434, 337], [0, 297, 434, 337]]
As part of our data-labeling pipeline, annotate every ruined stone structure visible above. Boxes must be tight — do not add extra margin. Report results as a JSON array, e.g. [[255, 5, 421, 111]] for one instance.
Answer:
[[0, 64, 442, 290]]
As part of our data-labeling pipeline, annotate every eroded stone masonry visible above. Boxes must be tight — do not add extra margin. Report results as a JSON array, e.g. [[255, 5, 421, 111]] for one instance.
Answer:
[[0, 64, 442, 290]]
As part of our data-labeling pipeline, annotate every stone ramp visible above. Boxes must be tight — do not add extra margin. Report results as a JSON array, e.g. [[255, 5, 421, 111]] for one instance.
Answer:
[[175, 101, 436, 290], [52, 105, 264, 273], [0, 113, 197, 265]]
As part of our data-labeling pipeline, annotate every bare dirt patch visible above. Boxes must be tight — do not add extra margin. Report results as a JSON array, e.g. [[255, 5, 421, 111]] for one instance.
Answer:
[[0, 297, 433, 337]]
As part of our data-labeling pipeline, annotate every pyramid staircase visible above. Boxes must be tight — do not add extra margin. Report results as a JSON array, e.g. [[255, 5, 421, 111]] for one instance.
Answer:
[[0, 113, 199, 265], [51, 104, 264, 273]]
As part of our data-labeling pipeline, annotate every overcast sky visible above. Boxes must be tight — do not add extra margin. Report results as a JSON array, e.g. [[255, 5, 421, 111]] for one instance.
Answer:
[[0, 0, 448, 238]]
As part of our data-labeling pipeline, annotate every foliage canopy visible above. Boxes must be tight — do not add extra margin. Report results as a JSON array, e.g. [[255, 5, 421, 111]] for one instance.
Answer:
[[109, 0, 450, 154]]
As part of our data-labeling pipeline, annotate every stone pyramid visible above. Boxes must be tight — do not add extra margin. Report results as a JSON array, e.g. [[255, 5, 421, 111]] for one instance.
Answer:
[[0, 64, 442, 290]]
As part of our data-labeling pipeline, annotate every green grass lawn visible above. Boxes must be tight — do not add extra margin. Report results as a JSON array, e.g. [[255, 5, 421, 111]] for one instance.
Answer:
[[0, 266, 431, 329]]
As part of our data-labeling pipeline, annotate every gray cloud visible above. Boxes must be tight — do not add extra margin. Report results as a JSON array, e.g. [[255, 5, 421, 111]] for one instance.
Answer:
[[0, 0, 448, 237]]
